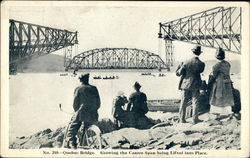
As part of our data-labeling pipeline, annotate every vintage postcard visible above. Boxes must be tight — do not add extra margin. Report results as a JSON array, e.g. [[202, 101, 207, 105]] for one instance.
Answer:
[[1, 1, 249, 157]]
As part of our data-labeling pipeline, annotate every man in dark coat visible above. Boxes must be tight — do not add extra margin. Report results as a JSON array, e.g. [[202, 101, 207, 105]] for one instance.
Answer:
[[127, 82, 152, 129], [64, 73, 100, 149], [176, 46, 205, 124]]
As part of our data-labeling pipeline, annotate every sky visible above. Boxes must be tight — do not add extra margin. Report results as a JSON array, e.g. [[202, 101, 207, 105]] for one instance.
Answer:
[[8, 3, 241, 62]]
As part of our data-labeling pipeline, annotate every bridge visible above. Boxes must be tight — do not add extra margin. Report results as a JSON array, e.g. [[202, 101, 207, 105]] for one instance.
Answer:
[[9, 19, 78, 73], [9, 7, 241, 72], [65, 48, 168, 70], [158, 7, 242, 67]]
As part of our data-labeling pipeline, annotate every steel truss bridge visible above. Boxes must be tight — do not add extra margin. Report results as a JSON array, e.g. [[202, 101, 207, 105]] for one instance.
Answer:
[[9, 19, 78, 72], [158, 7, 242, 67], [65, 48, 168, 70]]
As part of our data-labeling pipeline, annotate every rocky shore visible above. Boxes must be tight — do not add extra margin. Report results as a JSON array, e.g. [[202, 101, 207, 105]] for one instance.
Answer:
[[10, 112, 240, 150]]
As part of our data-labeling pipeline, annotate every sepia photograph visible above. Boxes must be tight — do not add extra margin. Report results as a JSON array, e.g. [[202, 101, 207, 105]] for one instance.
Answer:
[[1, 1, 249, 157]]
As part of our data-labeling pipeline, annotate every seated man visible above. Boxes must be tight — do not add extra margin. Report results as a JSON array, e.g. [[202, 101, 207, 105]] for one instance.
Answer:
[[127, 82, 153, 129]]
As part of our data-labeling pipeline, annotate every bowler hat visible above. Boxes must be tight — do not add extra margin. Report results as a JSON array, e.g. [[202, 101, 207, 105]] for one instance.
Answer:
[[79, 73, 90, 81], [192, 46, 202, 55], [134, 82, 141, 89], [215, 48, 225, 60]]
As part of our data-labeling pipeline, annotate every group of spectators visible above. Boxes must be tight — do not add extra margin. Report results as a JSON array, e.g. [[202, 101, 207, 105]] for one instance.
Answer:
[[176, 46, 240, 124], [63, 45, 240, 149]]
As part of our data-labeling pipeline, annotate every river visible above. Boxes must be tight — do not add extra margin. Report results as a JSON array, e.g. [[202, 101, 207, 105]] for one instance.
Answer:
[[9, 70, 241, 141]]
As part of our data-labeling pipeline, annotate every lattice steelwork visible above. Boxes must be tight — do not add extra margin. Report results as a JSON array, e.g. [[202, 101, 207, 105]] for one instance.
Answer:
[[66, 48, 168, 69], [159, 7, 242, 54], [9, 19, 78, 64], [165, 40, 174, 67]]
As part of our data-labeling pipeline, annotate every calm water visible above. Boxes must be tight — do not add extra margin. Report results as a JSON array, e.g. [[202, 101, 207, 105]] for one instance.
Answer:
[[9, 70, 240, 140]]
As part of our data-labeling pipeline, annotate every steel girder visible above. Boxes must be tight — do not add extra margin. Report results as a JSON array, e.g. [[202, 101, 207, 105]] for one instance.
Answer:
[[9, 19, 78, 64], [158, 7, 241, 54], [66, 48, 168, 69]]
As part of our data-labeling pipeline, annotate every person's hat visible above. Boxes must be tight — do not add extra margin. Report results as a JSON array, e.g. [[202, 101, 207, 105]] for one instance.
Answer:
[[192, 45, 202, 55], [133, 82, 141, 89], [215, 47, 225, 60], [117, 91, 125, 97], [78, 73, 90, 80]]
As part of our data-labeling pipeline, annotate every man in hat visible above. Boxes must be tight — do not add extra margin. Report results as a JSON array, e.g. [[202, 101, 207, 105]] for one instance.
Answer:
[[176, 45, 205, 124], [64, 73, 101, 148], [127, 82, 149, 128]]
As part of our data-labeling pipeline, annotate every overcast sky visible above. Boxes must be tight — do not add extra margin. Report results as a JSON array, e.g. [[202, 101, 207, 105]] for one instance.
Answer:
[[8, 3, 241, 62]]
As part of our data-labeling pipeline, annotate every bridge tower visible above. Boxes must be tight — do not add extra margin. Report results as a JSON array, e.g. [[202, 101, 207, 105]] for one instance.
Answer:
[[158, 24, 174, 70], [9, 19, 78, 74], [158, 7, 242, 70]]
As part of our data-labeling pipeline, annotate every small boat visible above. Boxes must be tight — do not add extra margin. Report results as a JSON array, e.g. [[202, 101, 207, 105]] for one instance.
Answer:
[[93, 76, 102, 79], [103, 76, 116, 80], [158, 73, 166, 77], [60, 73, 68, 76], [141, 72, 152, 75]]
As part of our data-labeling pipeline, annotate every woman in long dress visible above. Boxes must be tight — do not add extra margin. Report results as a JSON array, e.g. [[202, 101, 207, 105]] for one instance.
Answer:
[[207, 48, 234, 116]]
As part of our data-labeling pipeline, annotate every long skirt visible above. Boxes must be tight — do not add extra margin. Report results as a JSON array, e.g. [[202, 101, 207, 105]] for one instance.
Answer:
[[209, 104, 232, 115]]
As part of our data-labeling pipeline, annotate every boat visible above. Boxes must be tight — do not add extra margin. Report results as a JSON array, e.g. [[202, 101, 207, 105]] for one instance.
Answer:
[[60, 73, 68, 76], [103, 76, 116, 80], [141, 72, 152, 75], [158, 73, 166, 77], [93, 76, 102, 79]]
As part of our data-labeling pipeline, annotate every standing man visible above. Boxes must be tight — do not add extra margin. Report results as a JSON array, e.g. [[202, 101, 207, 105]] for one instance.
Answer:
[[176, 46, 205, 124], [64, 73, 101, 149], [127, 82, 149, 128]]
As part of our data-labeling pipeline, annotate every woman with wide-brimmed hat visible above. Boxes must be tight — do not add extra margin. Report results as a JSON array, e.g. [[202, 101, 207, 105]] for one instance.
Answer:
[[112, 91, 128, 129], [207, 48, 234, 116]]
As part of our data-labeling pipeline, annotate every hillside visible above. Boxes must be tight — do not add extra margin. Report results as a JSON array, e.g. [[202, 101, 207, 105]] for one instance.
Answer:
[[18, 54, 65, 73]]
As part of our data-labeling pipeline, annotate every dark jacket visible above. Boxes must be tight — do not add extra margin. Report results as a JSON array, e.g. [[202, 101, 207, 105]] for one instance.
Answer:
[[176, 57, 205, 90], [127, 91, 148, 116], [208, 60, 234, 107], [73, 84, 101, 122]]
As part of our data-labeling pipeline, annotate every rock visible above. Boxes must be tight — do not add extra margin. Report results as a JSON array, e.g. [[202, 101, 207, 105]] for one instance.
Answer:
[[129, 143, 141, 149], [120, 143, 130, 149], [164, 140, 175, 149], [39, 141, 53, 148], [185, 137, 202, 146], [118, 137, 130, 145], [9, 112, 241, 150], [207, 120, 222, 126], [170, 144, 182, 149], [35, 128, 52, 137], [171, 132, 187, 144], [96, 118, 116, 134], [182, 130, 199, 135], [53, 141, 63, 148], [147, 139, 158, 145], [51, 127, 65, 138], [55, 133, 64, 142], [233, 125, 240, 135]]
